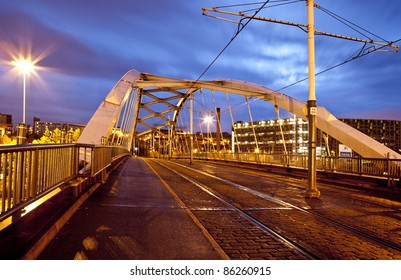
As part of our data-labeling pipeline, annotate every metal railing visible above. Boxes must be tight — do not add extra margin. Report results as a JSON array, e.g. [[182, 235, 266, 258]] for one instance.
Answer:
[[0, 144, 130, 224], [173, 152, 401, 182]]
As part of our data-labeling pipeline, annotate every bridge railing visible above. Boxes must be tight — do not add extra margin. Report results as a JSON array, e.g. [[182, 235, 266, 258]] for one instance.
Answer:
[[0, 144, 130, 228], [77, 145, 129, 177], [173, 152, 401, 183]]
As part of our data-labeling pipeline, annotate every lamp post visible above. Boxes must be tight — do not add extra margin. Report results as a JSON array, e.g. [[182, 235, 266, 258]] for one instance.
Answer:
[[14, 57, 35, 144]]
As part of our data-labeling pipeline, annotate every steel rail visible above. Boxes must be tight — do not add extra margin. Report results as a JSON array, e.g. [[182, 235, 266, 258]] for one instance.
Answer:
[[160, 159, 401, 255], [205, 160, 401, 211], [150, 159, 319, 259]]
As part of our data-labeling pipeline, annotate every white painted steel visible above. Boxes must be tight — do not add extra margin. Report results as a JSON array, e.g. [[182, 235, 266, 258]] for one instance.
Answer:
[[78, 70, 401, 159]]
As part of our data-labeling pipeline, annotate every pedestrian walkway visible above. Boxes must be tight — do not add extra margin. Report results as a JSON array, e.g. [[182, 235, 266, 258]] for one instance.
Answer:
[[38, 157, 224, 260]]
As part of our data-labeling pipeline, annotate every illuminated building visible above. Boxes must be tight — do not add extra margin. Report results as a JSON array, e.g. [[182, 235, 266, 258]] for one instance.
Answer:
[[233, 117, 401, 156], [232, 117, 317, 154], [33, 117, 85, 137], [0, 113, 13, 136]]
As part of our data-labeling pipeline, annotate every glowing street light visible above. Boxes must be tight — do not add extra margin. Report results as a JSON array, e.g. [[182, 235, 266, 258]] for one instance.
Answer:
[[13, 57, 36, 144], [203, 115, 213, 126], [13, 57, 35, 124]]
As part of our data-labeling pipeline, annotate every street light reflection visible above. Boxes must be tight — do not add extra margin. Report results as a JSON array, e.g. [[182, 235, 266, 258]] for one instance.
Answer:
[[22, 187, 62, 217]]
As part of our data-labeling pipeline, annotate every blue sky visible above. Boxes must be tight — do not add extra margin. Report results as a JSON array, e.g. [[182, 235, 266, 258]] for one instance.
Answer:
[[0, 0, 400, 129]]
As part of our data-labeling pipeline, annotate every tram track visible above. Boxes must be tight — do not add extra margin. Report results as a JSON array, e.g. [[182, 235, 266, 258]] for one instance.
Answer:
[[146, 158, 401, 260], [189, 159, 401, 213], [153, 159, 319, 260], [186, 160, 401, 254], [187, 160, 401, 247]]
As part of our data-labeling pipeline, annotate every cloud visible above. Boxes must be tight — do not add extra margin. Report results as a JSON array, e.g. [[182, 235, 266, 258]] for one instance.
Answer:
[[0, 0, 400, 129]]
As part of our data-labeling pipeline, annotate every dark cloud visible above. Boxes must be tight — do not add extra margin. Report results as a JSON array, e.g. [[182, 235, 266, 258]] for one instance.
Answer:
[[0, 0, 400, 128]]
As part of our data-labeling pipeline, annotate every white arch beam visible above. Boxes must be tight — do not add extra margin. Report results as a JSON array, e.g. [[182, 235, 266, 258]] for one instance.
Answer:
[[77, 69, 140, 146], [79, 70, 401, 159]]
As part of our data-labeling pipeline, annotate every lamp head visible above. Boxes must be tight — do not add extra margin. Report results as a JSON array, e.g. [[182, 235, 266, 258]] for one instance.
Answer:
[[13, 57, 35, 74]]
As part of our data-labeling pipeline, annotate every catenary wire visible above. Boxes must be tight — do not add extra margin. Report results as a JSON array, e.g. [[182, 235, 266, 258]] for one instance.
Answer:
[[215, 0, 293, 10], [195, 1, 399, 121], [242, 0, 303, 13], [315, 4, 389, 43], [196, 1, 270, 83]]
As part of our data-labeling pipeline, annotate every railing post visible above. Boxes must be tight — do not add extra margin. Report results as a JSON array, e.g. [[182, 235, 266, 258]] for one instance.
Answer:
[[30, 149, 38, 198], [358, 157, 362, 175], [386, 152, 391, 187], [16, 150, 24, 205]]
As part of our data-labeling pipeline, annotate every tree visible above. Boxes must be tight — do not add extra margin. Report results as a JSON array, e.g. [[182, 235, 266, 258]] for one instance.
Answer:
[[72, 128, 81, 142], [0, 134, 15, 145], [32, 127, 82, 144], [52, 128, 61, 144], [32, 128, 53, 144]]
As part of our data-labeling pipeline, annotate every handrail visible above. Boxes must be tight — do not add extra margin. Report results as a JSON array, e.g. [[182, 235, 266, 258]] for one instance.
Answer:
[[0, 144, 130, 228], [172, 152, 401, 182], [0, 143, 76, 152]]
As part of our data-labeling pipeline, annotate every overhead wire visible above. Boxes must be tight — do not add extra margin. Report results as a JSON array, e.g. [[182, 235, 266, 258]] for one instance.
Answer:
[[276, 37, 401, 93], [190, 0, 399, 145], [214, 33, 400, 124], [215, 0, 290, 10], [196, 0, 270, 83], [242, 0, 303, 13], [202, 0, 398, 95], [315, 4, 389, 43], [184, 0, 270, 148]]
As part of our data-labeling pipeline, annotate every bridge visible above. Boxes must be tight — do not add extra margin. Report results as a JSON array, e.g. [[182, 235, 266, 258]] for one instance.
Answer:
[[1, 70, 401, 260]]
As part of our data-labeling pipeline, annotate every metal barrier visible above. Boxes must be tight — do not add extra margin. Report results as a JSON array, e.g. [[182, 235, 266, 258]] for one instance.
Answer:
[[174, 152, 401, 182], [0, 144, 130, 226]]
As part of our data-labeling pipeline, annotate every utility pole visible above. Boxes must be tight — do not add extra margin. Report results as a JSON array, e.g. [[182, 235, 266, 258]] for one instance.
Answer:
[[305, 0, 320, 198], [203, 1, 398, 198]]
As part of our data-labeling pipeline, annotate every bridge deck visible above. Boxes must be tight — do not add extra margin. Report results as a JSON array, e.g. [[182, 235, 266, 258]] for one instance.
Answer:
[[37, 157, 224, 260], [2, 155, 401, 260]]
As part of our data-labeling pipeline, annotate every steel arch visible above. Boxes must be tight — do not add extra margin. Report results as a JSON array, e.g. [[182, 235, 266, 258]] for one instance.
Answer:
[[78, 69, 401, 159]]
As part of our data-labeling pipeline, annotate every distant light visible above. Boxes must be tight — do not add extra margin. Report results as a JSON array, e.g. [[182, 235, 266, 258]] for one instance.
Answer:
[[203, 115, 213, 124]]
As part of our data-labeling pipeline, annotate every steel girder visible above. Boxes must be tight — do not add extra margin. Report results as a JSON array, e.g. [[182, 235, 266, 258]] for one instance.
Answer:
[[78, 70, 401, 159]]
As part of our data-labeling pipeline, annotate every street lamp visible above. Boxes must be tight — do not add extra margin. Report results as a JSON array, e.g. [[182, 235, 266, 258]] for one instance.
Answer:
[[203, 115, 213, 154], [13, 57, 35, 144]]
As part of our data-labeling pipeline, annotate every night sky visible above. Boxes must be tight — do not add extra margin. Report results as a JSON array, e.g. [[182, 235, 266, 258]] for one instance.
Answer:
[[1, 0, 400, 129]]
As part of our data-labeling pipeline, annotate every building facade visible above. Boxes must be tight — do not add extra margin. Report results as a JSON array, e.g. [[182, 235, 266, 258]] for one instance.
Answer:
[[338, 118, 401, 154], [33, 118, 86, 137], [233, 117, 401, 156], [0, 113, 13, 136], [233, 117, 316, 154]]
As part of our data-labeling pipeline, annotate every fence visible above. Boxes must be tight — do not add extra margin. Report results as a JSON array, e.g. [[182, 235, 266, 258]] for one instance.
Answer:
[[0, 144, 130, 225], [172, 151, 401, 182]]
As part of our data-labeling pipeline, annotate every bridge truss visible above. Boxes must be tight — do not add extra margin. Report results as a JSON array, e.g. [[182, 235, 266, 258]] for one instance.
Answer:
[[78, 69, 401, 160]]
